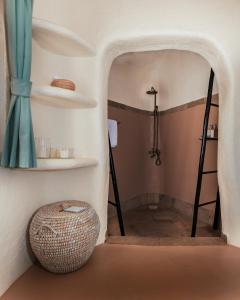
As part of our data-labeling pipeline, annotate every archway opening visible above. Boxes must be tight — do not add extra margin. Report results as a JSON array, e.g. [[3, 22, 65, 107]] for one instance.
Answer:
[[106, 49, 222, 242]]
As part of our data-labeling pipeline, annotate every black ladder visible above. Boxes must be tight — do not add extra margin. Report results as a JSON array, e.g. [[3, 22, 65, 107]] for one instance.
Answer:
[[191, 69, 221, 237], [108, 137, 125, 236]]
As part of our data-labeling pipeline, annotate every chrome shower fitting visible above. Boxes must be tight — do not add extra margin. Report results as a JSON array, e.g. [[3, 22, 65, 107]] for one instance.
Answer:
[[146, 87, 161, 166]]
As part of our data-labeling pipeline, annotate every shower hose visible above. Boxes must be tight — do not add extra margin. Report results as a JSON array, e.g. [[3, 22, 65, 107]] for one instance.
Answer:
[[149, 104, 161, 166]]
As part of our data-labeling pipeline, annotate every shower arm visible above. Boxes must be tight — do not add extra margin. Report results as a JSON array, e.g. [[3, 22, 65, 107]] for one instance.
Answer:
[[146, 87, 158, 109]]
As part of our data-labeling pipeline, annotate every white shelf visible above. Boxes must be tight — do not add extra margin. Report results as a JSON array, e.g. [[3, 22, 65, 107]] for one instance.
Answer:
[[32, 18, 96, 57], [31, 86, 97, 109], [26, 158, 98, 171]]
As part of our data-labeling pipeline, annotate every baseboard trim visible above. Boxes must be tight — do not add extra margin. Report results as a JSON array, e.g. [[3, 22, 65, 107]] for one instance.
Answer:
[[107, 235, 227, 246]]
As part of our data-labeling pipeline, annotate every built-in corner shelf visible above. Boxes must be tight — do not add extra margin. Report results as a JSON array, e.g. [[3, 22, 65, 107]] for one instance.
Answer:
[[26, 158, 98, 171], [32, 18, 96, 57], [31, 86, 97, 109]]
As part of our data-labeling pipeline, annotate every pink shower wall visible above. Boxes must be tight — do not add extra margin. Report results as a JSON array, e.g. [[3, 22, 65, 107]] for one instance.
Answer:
[[108, 98, 218, 207], [108, 105, 164, 203], [161, 101, 218, 205]]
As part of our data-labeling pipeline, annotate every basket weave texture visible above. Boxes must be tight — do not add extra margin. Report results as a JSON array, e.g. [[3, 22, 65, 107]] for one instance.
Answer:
[[29, 200, 100, 274], [51, 79, 76, 91]]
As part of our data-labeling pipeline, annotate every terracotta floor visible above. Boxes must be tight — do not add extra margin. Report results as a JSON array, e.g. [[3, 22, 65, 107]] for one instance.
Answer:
[[108, 205, 220, 238], [2, 244, 240, 300]]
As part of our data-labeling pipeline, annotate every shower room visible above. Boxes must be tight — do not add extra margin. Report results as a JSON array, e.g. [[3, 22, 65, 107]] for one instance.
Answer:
[[107, 50, 221, 240]]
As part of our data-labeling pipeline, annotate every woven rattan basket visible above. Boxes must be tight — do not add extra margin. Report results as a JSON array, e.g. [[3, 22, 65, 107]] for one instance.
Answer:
[[29, 200, 100, 274]]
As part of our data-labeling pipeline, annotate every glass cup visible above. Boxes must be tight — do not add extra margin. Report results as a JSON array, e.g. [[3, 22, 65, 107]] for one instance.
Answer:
[[35, 137, 50, 158], [50, 145, 58, 159], [59, 146, 69, 159], [68, 147, 74, 159]]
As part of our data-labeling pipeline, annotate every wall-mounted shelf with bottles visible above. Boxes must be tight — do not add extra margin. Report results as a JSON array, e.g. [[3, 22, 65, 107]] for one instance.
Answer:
[[23, 158, 98, 171], [31, 17, 98, 172]]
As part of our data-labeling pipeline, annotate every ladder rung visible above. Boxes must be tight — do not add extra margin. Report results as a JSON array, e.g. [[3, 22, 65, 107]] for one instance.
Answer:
[[199, 137, 218, 141], [206, 137, 218, 141], [202, 170, 217, 174], [210, 103, 219, 107], [198, 200, 217, 207], [108, 201, 117, 207]]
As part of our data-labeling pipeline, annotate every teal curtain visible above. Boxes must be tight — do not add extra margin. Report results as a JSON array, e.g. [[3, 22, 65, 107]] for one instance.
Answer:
[[1, 0, 36, 168]]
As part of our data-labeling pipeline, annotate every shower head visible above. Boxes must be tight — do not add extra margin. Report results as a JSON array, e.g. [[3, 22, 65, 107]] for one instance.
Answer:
[[146, 87, 158, 95]]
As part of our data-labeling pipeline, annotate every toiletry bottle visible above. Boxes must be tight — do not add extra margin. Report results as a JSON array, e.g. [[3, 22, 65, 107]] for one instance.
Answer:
[[207, 126, 211, 138], [210, 125, 214, 138]]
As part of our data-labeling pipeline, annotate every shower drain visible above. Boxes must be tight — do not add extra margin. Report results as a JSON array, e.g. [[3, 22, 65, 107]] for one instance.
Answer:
[[148, 204, 158, 210]]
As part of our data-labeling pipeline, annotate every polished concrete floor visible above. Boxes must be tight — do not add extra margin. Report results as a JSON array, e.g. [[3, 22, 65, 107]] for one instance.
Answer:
[[108, 205, 221, 238], [2, 244, 240, 300]]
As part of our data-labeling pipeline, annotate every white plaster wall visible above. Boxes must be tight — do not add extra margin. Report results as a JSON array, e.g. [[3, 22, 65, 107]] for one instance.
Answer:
[[0, 2, 103, 295], [1, 0, 240, 296], [109, 50, 218, 111]]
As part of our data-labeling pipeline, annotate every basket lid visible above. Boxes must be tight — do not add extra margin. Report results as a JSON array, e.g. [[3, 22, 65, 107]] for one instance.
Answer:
[[36, 200, 93, 219]]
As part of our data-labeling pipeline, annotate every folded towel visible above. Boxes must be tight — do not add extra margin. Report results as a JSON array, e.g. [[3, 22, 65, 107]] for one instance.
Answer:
[[108, 119, 118, 148]]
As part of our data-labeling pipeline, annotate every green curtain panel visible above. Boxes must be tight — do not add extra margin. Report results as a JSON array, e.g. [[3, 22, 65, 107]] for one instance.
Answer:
[[1, 0, 36, 168]]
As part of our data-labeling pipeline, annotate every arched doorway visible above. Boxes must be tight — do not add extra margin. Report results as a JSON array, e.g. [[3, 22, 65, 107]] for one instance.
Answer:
[[97, 32, 233, 244], [107, 49, 220, 240]]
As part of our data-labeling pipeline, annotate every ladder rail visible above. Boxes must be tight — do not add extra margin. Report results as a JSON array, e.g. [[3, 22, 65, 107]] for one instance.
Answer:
[[213, 190, 221, 230], [108, 136, 125, 236], [191, 69, 215, 237]]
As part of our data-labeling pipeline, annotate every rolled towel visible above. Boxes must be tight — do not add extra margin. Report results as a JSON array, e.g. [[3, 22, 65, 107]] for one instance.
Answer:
[[108, 119, 118, 148]]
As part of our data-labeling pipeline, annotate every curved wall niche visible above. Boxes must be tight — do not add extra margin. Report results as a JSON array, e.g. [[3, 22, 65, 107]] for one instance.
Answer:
[[32, 18, 96, 57]]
